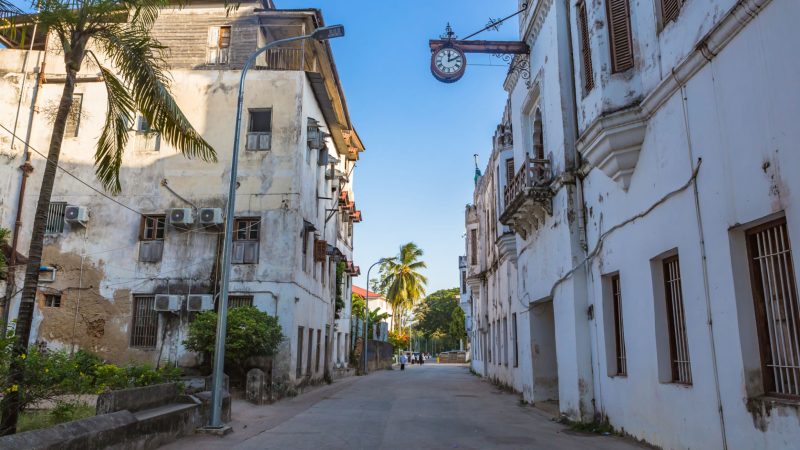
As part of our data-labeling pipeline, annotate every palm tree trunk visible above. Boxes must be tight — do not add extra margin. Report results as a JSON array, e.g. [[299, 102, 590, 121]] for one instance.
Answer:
[[0, 51, 82, 435]]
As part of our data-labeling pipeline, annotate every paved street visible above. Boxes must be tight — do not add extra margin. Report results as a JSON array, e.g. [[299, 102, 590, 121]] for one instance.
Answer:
[[164, 364, 646, 450]]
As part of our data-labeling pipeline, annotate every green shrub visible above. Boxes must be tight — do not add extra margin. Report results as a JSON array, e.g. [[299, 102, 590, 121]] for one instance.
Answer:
[[183, 306, 283, 377]]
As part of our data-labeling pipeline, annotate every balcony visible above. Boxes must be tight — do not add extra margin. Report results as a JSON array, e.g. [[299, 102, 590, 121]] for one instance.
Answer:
[[499, 156, 554, 239]]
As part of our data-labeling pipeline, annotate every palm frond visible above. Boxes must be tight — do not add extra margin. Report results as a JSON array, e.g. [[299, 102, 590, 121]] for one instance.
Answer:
[[94, 61, 136, 193], [96, 25, 217, 175]]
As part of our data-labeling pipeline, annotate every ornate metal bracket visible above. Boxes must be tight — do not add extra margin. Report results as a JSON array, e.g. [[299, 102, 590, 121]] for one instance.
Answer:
[[494, 53, 531, 89]]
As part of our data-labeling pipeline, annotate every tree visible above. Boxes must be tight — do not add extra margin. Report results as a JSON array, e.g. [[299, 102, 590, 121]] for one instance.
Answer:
[[377, 242, 428, 331], [414, 288, 462, 350], [1, 1, 218, 435], [184, 306, 283, 379]]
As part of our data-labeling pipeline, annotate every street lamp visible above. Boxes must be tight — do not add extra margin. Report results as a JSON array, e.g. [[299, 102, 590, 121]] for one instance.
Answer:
[[207, 24, 346, 430], [363, 257, 394, 375]]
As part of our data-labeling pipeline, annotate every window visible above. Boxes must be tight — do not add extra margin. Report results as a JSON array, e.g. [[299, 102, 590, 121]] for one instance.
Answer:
[[44, 294, 61, 308], [660, 0, 684, 27], [296, 326, 304, 378], [140, 215, 166, 241], [606, 0, 634, 73], [306, 328, 314, 377], [46, 202, 67, 234], [232, 217, 260, 264], [505, 158, 515, 186], [228, 295, 253, 309], [512, 313, 519, 367], [246, 109, 272, 151], [65, 94, 82, 137], [207, 26, 231, 64], [503, 317, 508, 367], [533, 109, 544, 161], [134, 115, 161, 152], [663, 256, 692, 384], [611, 274, 627, 375], [746, 218, 800, 397], [577, 1, 594, 92], [460, 270, 467, 294], [315, 329, 322, 372], [139, 215, 165, 263], [302, 227, 309, 272], [487, 324, 492, 363], [470, 229, 477, 265], [131, 295, 158, 348]]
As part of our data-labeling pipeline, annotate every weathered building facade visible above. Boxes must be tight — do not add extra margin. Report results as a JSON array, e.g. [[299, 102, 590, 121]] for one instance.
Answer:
[[0, 0, 365, 388], [464, 0, 800, 448]]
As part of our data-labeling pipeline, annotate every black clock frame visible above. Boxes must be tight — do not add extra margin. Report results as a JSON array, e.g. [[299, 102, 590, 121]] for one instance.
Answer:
[[430, 44, 467, 84]]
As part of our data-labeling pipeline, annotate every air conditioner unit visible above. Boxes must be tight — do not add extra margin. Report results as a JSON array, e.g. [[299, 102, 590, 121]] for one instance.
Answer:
[[64, 205, 89, 226], [307, 119, 330, 150], [186, 294, 214, 312], [154, 294, 183, 312], [169, 208, 194, 228], [199, 208, 223, 227], [318, 148, 329, 166]]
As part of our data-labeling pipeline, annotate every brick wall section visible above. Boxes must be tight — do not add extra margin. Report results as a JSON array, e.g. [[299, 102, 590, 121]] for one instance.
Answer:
[[150, 8, 259, 70]]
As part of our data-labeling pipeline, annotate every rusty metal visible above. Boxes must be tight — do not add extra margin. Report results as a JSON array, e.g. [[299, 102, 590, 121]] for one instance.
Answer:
[[428, 39, 529, 54]]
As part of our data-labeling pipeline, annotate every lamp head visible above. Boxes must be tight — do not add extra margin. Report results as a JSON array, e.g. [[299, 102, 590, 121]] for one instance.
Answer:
[[312, 25, 345, 41]]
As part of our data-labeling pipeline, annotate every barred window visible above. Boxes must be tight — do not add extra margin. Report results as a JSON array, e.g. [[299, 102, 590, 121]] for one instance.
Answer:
[[46, 202, 67, 234], [611, 274, 627, 375], [64, 94, 83, 137], [228, 295, 254, 309], [131, 295, 158, 349], [663, 256, 691, 384]]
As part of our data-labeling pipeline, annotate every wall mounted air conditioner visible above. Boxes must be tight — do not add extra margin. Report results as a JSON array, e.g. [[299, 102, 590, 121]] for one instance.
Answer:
[[169, 208, 194, 228], [154, 294, 183, 312], [318, 147, 329, 166], [64, 205, 89, 227], [199, 208, 223, 227], [186, 294, 214, 312]]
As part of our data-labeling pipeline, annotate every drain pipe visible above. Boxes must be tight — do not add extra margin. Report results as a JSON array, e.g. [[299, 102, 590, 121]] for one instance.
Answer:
[[676, 76, 728, 450]]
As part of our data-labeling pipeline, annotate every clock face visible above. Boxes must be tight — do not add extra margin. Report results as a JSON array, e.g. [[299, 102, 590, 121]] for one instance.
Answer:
[[431, 46, 466, 83]]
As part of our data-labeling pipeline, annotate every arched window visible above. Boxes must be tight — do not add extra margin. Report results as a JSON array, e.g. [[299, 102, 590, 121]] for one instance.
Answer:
[[533, 108, 544, 160]]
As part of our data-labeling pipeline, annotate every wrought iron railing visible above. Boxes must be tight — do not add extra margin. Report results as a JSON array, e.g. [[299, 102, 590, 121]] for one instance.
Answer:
[[255, 47, 305, 71], [503, 155, 552, 209]]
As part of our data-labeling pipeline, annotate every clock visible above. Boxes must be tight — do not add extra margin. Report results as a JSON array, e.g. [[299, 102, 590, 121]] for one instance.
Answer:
[[431, 45, 466, 83]]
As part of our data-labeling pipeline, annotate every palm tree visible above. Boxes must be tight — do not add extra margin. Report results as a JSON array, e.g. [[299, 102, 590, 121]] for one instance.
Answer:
[[378, 242, 428, 332], [0, 1, 217, 435]]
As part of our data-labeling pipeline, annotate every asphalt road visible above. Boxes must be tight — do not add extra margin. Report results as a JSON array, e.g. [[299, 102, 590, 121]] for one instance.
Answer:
[[163, 363, 647, 450]]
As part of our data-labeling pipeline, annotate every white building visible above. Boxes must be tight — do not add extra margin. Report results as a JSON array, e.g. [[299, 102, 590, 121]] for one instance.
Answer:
[[465, 0, 800, 448], [0, 1, 365, 388]]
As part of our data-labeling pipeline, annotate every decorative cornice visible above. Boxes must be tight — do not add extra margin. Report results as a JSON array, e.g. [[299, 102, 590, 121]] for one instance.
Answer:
[[505, 0, 553, 92]]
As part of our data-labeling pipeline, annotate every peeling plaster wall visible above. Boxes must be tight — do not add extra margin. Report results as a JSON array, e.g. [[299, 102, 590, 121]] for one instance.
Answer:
[[577, 1, 800, 449], [0, 6, 358, 387]]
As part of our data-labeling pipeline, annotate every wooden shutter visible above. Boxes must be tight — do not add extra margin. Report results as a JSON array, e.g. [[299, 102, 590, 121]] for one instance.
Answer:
[[314, 239, 327, 262], [606, 0, 634, 73], [577, 1, 594, 91], [661, 0, 682, 26], [505, 158, 515, 185]]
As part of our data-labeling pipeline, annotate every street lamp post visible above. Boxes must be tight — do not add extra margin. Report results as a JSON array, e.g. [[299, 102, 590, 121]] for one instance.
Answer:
[[363, 258, 393, 375], [207, 24, 345, 429]]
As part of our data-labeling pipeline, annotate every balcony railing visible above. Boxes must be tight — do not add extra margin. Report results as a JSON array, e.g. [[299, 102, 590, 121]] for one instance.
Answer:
[[255, 47, 305, 71], [503, 156, 552, 208], [499, 155, 554, 238]]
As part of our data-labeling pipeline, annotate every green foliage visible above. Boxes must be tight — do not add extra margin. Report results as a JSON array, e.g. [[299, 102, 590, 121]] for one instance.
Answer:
[[335, 262, 346, 319], [414, 288, 463, 349], [376, 243, 428, 329], [183, 306, 283, 375], [351, 294, 390, 323], [17, 401, 95, 433]]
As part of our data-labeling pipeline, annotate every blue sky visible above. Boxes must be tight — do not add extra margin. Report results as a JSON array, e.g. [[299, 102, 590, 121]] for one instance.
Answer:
[[277, 0, 517, 292], [6, 0, 517, 293]]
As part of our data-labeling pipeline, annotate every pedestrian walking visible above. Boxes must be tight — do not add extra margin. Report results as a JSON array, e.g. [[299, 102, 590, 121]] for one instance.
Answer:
[[418, 353, 424, 365], [399, 353, 407, 371]]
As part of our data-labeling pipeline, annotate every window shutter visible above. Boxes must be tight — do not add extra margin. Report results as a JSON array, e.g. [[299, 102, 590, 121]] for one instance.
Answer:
[[139, 241, 164, 263], [242, 241, 259, 264], [232, 241, 245, 264], [207, 27, 220, 64], [661, 0, 682, 25], [606, 0, 634, 73], [314, 239, 327, 262], [577, 1, 594, 91], [505, 158, 515, 185]]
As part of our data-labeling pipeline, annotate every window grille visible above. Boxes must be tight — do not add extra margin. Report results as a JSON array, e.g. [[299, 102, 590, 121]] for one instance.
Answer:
[[663, 256, 692, 384], [64, 94, 83, 137], [46, 202, 67, 234], [296, 327, 304, 378], [747, 218, 800, 397], [44, 294, 61, 308], [306, 328, 314, 376], [228, 295, 253, 309], [606, 0, 634, 73], [315, 329, 322, 372], [131, 295, 158, 348], [577, 1, 594, 91], [512, 313, 519, 367], [461, 270, 467, 294], [612, 274, 627, 375]]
